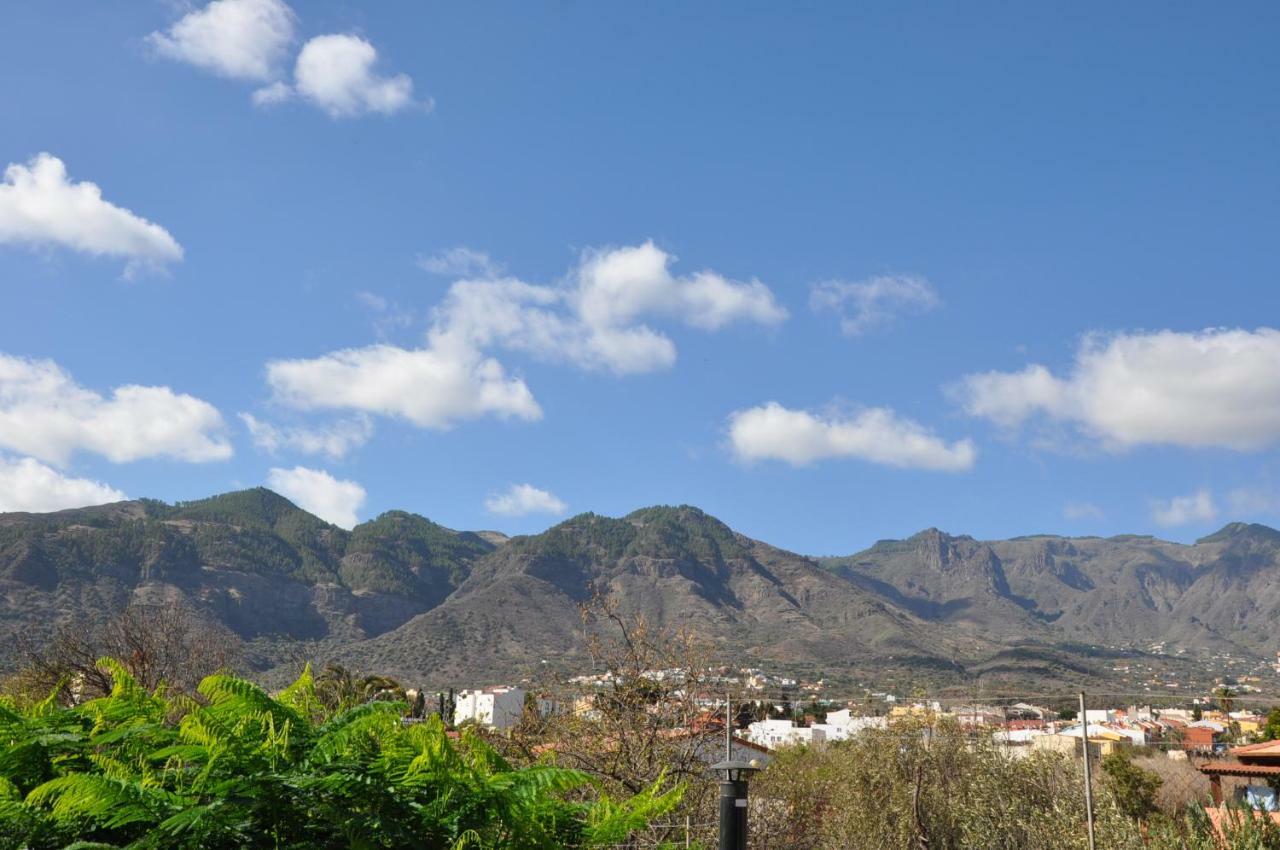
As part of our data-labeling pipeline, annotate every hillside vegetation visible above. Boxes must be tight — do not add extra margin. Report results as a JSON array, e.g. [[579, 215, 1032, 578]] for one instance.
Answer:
[[2, 489, 1279, 689]]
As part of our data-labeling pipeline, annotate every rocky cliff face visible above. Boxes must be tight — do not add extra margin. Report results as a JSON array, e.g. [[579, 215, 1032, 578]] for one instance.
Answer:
[[824, 524, 1280, 659]]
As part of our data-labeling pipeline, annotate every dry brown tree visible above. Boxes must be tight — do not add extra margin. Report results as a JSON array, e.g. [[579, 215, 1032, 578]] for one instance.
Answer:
[[5, 599, 239, 703], [499, 593, 725, 846]]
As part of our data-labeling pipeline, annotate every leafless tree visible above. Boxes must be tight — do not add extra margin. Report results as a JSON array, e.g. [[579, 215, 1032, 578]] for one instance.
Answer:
[[7, 600, 239, 703], [499, 594, 723, 846]]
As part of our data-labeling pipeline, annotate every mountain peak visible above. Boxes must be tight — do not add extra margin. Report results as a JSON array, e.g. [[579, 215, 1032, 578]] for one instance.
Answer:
[[170, 487, 318, 529], [1196, 522, 1280, 545]]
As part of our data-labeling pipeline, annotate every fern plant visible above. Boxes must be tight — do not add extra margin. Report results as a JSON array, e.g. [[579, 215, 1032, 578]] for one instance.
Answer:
[[0, 659, 683, 849]]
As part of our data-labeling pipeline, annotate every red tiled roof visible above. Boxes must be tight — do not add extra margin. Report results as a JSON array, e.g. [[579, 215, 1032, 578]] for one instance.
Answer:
[[1197, 761, 1280, 778], [1231, 740, 1280, 759]]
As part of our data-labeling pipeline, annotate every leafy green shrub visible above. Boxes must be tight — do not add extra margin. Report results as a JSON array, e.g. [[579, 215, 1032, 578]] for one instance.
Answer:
[[0, 659, 681, 849], [1100, 748, 1162, 821]]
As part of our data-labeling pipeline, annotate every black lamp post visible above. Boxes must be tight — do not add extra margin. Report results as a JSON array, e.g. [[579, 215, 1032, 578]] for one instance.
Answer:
[[711, 759, 760, 850]]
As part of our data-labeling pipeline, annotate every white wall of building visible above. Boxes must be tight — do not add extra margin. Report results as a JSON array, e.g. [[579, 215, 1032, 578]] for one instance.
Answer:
[[454, 687, 526, 730]]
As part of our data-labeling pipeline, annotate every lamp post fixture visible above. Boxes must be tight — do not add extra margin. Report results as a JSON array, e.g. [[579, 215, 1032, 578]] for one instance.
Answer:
[[711, 760, 760, 850]]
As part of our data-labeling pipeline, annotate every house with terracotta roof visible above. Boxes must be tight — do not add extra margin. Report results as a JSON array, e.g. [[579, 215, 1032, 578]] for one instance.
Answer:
[[1196, 739, 1280, 830]]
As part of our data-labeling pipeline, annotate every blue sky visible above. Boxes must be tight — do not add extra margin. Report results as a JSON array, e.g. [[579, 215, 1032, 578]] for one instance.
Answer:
[[1, 1, 1278, 554]]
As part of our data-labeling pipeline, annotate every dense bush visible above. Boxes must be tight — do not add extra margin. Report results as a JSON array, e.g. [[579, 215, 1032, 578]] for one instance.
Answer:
[[0, 660, 681, 849], [746, 719, 1280, 850]]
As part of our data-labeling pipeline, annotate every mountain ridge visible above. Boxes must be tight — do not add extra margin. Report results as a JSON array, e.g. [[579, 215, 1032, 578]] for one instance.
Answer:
[[2, 489, 1277, 690]]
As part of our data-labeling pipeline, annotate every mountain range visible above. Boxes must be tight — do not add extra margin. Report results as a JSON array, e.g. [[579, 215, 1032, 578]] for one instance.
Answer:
[[2, 488, 1278, 691]]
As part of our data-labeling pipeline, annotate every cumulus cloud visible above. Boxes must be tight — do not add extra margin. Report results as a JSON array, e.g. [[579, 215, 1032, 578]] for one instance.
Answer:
[[148, 0, 296, 81], [1151, 489, 1217, 527], [240, 413, 372, 459], [1063, 501, 1105, 521], [574, 242, 786, 334], [955, 328, 1280, 451], [726, 401, 976, 471], [148, 2, 421, 118], [810, 275, 941, 336], [267, 465, 365, 528], [267, 343, 541, 429], [267, 242, 785, 426], [0, 456, 126, 513], [485, 483, 568, 517], [418, 247, 503, 278], [0, 154, 183, 275], [290, 34, 417, 117], [0, 354, 231, 466]]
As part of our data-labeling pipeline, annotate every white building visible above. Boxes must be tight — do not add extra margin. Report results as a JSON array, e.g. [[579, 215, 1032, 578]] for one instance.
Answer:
[[745, 718, 827, 750], [454, 686, 527, 730], [815, 709, 887, 741]]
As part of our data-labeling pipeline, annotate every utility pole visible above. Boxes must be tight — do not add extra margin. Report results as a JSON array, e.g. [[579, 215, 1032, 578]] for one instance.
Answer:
[[725, 692, 732, 761], [1079, 691, 1096, 850]]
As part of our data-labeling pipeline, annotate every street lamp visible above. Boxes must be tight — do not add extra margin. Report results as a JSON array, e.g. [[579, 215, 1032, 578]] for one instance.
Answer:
[[711, 760, 760, 850]]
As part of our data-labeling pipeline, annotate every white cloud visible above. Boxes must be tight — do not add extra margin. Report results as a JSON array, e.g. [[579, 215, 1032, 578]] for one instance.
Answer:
[[0, 354, 231, 466], [726, 401, 976, 471], [268, 242, 785, 425], [1152, 489, 1217, 527], [251, 80, 293, 106], [292, 34, 417, 118], [485, 483, 568, 517], [240, 413, 372, 459], [573, 242, 787, 335], [956, 328, 1280, 451], [1227, 487, 1280, 517], [418, 246, 503, 278], [810, 275, 941, 336], [0, 154, 183, 275], [1063, 501, 1105, 521], [266, 343, 542, 429], [432, 241, 788, 375], [0, 456, 126, 513], [266, 465, 365, 529], [149, 0, 296, 82]]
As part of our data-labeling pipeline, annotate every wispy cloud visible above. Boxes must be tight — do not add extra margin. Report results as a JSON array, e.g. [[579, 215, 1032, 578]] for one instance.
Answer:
[[1063, 501, 1104, 521], [417, 246, 504, 278], [810, 275, 940, 336], [240, 413, 372, 459]]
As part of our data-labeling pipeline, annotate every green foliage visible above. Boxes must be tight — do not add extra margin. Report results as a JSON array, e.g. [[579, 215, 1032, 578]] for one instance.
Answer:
[[749, 717, 1144, 849], [343, 511, 492, 601], [502, 506, 747, 584], [0, 659, 680, 849], [1100, 749, 1162, 821], [1264, 707, 1280, 742]]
